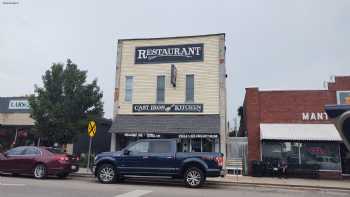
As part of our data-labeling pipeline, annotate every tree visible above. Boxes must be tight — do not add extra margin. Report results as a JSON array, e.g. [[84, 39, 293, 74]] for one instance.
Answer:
[[237, 106, 246, 137], [29, 59, 103, 145]]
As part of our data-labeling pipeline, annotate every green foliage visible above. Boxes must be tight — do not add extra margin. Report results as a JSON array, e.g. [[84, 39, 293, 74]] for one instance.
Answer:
[[29, 59, 104, 145]]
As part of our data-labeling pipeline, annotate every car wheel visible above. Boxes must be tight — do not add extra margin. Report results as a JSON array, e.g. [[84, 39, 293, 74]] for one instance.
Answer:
[[184, 167, 204, 188], [97, 164, 116, 184], [33, 164, 47, 179], [57, 173, 69, 179]]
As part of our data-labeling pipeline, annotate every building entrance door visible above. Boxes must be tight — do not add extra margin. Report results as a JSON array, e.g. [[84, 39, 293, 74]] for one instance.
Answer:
[[340, 144, 350, 175]]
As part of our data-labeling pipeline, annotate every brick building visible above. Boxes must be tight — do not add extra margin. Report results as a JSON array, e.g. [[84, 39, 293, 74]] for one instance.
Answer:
[[242, 76, 350, 178]]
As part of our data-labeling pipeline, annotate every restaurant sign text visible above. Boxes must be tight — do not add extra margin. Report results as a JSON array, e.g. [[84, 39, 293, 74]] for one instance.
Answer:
[[133, 104, 203, 113], [135, 44, 204, 64]]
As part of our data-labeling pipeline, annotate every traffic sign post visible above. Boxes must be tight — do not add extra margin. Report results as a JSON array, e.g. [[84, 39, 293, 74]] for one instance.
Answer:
[[87, 121, 96, 171]]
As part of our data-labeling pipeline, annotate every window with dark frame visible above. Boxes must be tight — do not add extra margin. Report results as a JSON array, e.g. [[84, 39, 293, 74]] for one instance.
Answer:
[[186, 74, 194, 102], [125, 76, 133, 102], [157, 75, 165, 103]]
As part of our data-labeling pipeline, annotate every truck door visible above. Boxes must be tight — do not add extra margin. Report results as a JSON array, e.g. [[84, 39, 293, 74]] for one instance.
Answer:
[[147, 141, 176, 175], [119, 141, 151, 175]]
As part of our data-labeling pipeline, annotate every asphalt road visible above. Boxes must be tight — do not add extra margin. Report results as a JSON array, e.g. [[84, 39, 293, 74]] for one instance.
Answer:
[[0, 174, 349, 197]]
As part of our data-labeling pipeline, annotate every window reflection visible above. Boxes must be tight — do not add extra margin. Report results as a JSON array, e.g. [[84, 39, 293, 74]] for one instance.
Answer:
[[262, 141, 341, 171]]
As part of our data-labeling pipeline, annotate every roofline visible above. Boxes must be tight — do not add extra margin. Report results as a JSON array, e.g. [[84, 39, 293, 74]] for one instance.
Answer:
[[0, 96, 30, 99], [117, 33, 225, 42], [258, 89, 328, 93]]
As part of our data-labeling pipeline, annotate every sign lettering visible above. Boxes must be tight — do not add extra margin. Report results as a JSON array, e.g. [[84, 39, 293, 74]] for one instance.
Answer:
[[8, 100, 30, 110], [301, 112, 328, 121], [135, 44, 204, 64], [133, 104, 203, 113]]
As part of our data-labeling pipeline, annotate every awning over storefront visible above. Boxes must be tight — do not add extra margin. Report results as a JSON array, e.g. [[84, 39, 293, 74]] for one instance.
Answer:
[[109, 115, 220, 134], [260, 123, 342, 141]]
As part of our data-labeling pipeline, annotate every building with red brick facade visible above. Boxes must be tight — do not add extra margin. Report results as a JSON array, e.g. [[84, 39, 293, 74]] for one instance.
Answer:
[[242, 76, 350, 178]]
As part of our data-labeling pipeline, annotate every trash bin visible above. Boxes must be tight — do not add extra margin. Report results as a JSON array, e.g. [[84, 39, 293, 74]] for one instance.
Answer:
[[252, 160, 264, 177]]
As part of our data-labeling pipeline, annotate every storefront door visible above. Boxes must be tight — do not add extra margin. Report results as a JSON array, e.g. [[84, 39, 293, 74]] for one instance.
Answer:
[[340, 144, 350, 175]]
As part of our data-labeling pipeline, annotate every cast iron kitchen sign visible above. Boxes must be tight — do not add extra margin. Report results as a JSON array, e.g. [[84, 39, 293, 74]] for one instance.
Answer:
[[135, 43, 204, 64], [133, 104, 203, 113]]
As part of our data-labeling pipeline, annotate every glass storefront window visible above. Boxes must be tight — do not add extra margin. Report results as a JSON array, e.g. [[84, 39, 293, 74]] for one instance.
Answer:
[[191, 139, 201, 152], [300, 142, 341, 171], [118, 134, 218, 153], [262, 141, 341, 171], [0, 128, 34, 152], [202, 138, 214, 152], [176, 138, 216, 152]]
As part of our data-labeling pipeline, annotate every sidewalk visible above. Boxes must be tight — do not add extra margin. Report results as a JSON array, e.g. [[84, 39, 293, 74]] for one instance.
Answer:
[[207, 175, 350, 190], [74, 167, 93, 176], [73, 168, 350, 190]]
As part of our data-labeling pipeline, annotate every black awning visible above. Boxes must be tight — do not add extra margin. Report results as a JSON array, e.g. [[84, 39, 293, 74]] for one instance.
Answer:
[[109, 115, 220, 134]]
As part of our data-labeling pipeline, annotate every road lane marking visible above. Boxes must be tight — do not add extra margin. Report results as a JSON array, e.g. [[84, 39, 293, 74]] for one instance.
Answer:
[[0, 182, 26, 186], [114, 190, 152, 197]]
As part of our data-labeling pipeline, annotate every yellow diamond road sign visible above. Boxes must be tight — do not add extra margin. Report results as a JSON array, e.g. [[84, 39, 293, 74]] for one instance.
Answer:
[[88, 121, 96, 137]]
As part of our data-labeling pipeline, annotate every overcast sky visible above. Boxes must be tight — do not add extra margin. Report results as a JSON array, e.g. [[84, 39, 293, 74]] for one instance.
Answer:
[[1, 0, 349, 125]]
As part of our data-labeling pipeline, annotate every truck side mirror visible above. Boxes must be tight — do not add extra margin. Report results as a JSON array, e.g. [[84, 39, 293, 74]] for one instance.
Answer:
[[325, 105, 350, 152]]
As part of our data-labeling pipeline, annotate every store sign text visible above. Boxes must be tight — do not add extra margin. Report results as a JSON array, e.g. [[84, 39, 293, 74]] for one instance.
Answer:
[[8, 100, 30, 110], [124, 133, 160, 138], [133, 104, 203, 113], [301, 112, 328, 121], [178, 134, 218, 139], [135, 44, 204, 64]]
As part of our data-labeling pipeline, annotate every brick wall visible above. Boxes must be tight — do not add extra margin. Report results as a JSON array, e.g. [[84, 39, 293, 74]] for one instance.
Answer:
[[243, 76, 350, 176]]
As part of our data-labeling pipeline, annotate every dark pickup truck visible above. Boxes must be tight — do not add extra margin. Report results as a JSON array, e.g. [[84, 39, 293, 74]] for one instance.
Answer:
[[93, 139, 224, 188]]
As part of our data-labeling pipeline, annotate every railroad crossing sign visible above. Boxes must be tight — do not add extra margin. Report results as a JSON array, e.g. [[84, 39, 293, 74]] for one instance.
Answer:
[[87, 121, 96, 137]]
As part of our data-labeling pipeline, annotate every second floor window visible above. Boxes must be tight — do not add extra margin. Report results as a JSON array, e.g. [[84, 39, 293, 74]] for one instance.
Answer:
[[157, 75, 165, 103], [125, 76, 133, 102], [186, 74, 194, 102]]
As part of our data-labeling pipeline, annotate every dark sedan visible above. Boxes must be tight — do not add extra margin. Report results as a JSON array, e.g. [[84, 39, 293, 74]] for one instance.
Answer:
[[0, 146, 79, 179]]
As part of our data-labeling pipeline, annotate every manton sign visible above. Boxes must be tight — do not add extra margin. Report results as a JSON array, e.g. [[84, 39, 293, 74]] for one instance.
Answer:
[[133, 104, 203, 113], [135, 44, 204, 64], [301, 112, 329, 121]]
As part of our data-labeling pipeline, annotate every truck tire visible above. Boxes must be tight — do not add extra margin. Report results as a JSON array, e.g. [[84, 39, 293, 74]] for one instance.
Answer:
[[97, 164, 116, 184], [184, 167, 205, 188]]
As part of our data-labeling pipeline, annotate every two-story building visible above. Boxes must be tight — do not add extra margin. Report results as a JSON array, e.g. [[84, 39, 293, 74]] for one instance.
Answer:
[[109, 34, 227, 156]]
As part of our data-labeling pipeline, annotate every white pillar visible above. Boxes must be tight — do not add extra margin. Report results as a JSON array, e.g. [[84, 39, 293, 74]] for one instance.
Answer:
[[110, 133, 116, 152]]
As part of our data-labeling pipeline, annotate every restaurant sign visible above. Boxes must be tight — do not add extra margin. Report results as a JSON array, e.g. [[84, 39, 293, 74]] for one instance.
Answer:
[[133, 104, 203, 113], [135, 43, 204, 64]]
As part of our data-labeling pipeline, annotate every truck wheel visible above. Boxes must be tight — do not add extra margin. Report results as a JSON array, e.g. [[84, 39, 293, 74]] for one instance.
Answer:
[[184, 167, 205, 188], [97, 164, 116, 184]]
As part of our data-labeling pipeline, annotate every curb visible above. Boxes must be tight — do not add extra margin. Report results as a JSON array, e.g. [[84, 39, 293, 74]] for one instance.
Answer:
[[207, 180, 350, 191], [69, 173, 350, 191], [71, 173, 94, 178]]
